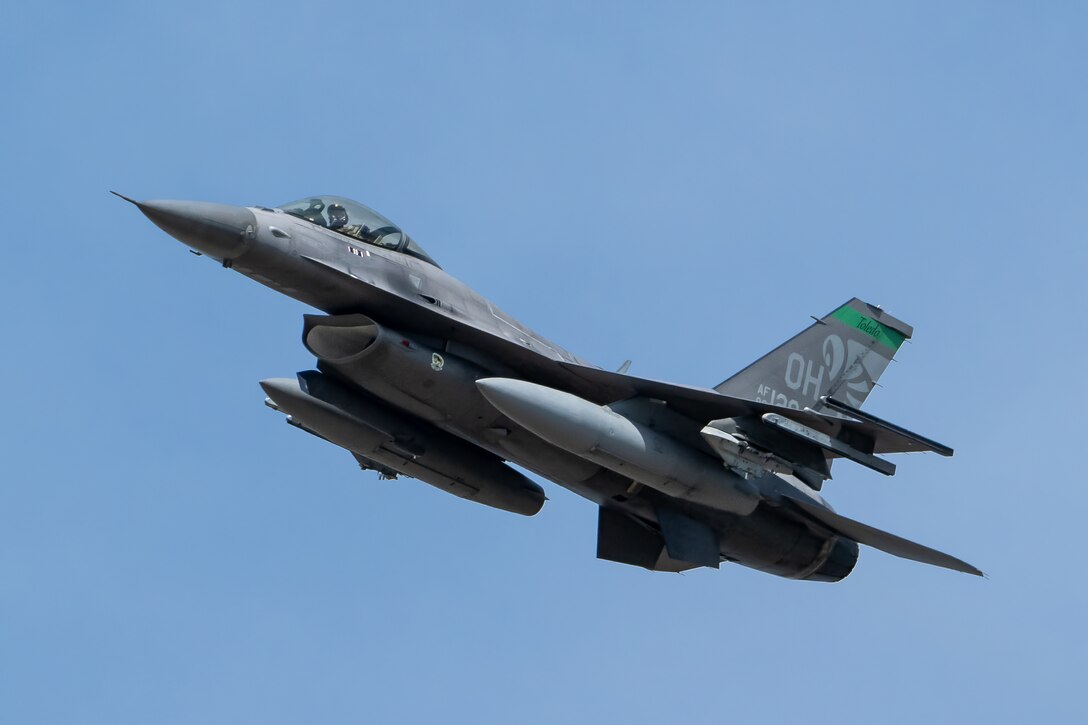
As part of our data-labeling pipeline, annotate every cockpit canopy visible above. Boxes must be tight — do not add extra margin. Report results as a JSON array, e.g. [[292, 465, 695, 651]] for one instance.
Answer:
[[277, 195, 440, 268]]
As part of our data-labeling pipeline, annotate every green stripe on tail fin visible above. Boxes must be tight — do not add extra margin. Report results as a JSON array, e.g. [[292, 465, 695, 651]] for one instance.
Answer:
[[715, 299, 912, 411], [829, 305, 908, 352]]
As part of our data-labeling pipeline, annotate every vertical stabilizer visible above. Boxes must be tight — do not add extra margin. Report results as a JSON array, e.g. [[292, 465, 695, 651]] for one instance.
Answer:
[[715, 299, 912, 411]]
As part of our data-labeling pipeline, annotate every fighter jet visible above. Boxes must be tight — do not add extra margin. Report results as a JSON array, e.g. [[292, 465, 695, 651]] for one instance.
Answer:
[[117, 192, 981, 581]]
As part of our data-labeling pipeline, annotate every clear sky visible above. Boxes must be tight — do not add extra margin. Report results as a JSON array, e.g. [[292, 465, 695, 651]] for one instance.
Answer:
[[2, 2, 1085, 723]]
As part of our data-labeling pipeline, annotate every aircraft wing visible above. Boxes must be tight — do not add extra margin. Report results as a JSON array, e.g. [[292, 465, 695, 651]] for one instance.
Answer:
[[558, 362, 951, 457], [294, 254, 634, 401], [300, 259, 948, 466], [562, 361, 818, 421]]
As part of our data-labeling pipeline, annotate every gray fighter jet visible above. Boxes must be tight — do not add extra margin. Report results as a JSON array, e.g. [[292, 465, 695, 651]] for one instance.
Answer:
[[118, 192, 981, 581]]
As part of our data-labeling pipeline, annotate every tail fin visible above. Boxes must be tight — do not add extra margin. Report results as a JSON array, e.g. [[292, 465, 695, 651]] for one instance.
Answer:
[[716, 299, 912, 411]]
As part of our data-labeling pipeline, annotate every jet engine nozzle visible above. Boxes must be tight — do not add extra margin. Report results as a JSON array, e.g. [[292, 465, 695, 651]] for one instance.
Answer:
[[126, 198, 257, 261]]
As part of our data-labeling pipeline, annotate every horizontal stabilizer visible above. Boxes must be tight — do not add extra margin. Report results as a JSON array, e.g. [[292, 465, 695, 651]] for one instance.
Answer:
[[763, 412, 897, 476], [822, 396, 954, 456], [787, 496, 983, 577]]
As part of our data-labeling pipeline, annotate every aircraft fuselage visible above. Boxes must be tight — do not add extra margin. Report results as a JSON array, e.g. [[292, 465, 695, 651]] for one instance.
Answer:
[[122, 195, 975, 581]]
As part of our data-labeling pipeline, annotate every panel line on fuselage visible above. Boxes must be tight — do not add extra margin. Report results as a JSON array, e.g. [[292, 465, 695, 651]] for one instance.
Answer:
[[485, 301, 568, 360]]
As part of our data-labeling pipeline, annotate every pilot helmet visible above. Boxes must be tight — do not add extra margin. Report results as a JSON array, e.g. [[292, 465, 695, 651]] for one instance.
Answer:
[[327, 203, 349, 229]]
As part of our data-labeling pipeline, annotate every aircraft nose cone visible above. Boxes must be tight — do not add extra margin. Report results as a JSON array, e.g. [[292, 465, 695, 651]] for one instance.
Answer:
[[128, 198, 257, 260]]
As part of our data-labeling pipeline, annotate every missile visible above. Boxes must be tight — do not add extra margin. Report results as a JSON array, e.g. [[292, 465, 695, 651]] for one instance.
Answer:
[[475, 378, 759, 515]]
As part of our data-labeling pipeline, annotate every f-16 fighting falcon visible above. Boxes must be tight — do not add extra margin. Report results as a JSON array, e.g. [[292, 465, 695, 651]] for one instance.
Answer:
[[117, 192, 981, 581]]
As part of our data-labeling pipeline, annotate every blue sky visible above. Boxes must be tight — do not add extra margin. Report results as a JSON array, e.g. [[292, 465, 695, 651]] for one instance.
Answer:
[[2, 2, 1085, 723]]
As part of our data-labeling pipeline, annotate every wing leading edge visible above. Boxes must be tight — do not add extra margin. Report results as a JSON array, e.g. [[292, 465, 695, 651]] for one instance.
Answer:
[[558, 362, 950, 456]]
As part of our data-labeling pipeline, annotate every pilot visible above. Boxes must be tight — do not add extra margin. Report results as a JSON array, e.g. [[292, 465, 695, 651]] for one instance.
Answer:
[[327, 203, 349, 229], [327, 203, 367, 240], [302, 198, 327, 226]]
